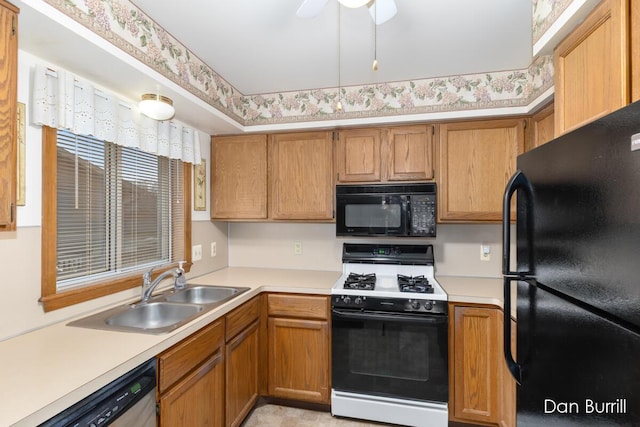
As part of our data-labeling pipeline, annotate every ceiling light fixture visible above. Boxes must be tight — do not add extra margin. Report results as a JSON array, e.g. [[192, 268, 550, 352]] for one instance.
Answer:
[[139, 94, 175, 121]]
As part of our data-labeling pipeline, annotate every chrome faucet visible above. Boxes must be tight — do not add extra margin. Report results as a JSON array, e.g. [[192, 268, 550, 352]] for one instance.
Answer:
[[141, 261, 187, 302]]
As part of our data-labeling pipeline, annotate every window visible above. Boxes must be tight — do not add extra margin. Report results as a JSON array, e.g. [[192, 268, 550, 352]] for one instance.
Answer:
[[41, 127, 191, 311]]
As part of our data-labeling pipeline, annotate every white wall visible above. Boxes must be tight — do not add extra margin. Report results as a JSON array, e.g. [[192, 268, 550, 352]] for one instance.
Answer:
[[229, 222, 505, 278], [0, 50, 228, 341]]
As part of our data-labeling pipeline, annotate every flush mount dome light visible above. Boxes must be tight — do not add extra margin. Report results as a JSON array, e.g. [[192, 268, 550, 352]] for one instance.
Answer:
[[139, 94, 175, 121]]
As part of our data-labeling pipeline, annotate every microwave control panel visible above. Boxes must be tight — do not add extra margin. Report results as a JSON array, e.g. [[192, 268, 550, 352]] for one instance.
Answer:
[[410, 195, 436, 236]]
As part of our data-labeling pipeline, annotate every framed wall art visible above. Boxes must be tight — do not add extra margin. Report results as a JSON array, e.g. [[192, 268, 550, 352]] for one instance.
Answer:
[[194, 159, 206, 211]]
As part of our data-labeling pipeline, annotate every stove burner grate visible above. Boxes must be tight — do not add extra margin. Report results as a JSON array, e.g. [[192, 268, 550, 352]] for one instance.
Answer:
[[397, 274, 434, 293], [344, 273, 376, 290]]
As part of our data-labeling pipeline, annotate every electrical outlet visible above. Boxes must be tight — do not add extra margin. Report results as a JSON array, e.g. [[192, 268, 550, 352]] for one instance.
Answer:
[[294, 241, 303, 255], [211, 242, 217, 257], [192, 244, 202, 261], [480, 244, 491, 262]]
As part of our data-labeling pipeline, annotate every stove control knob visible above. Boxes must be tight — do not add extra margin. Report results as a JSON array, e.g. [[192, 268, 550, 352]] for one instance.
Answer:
[[343, 296, 351, 305], [424, 301, 433, 310], [411, 300, 420, 310], [354, 297, 362, 305]]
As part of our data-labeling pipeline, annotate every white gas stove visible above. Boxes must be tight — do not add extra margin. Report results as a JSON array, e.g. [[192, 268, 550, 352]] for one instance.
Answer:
[[331, 243, 447, 310], [330, 243, 449, 427]]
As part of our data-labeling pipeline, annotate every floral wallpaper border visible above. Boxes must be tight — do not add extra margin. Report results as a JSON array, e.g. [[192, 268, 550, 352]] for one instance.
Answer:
[[45, 0, 556, 127], [532, 0, 573, 45]]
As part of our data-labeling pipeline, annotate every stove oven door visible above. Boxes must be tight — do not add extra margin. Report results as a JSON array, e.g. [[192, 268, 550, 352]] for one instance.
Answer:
[[331, 309, 448, 403]]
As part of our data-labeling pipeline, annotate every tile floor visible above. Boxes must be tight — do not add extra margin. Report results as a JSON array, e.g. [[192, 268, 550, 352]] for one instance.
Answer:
[[241, 402, 397, 427]]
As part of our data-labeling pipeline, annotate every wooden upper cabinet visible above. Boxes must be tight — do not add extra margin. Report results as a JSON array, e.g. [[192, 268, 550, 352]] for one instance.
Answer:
[[528, 103, 555, 151], [554, 0, 629, 136], [0, 1, 18, 231], [269, 131, 333, 220], [386, 125, 435, 181], [336, 125, 435, 184], [336, 128, 382, 182], [438, 118, 524, 222], [211, 134, 267, 219]]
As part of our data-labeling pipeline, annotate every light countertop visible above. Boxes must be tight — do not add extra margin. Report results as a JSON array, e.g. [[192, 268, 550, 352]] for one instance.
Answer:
[[0, 267, 507, 426]]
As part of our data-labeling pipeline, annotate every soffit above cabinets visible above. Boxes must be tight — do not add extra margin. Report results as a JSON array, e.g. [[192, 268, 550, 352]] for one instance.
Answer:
[[130, 0, 533, 95]]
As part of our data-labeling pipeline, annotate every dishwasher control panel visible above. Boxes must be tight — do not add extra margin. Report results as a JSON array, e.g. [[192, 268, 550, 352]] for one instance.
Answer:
[[38, 359, 156, 427]]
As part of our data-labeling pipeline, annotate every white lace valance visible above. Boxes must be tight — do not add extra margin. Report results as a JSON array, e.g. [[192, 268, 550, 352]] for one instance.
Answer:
[[32, 64, 201, 164]]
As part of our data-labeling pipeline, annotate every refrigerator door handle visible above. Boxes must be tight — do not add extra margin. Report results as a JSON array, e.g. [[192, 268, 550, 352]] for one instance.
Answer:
[[503, 276, 523, 384], [502, 169, 533, 276]]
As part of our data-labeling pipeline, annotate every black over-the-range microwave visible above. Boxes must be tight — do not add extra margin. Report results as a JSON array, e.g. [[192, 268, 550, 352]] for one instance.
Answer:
[[335, 183, 437, 237]]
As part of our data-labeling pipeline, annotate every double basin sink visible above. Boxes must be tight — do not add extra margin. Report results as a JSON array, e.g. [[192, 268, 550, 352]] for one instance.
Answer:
[[68, 284, 250, 334]]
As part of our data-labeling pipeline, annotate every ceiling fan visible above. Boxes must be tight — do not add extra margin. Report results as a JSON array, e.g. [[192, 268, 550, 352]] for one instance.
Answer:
[[296, 0, 398, 25]]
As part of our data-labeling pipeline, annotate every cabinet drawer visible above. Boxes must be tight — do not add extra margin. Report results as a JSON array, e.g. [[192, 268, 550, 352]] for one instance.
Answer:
[[226, 296, 260, 341], [157, 319, 225, 394], [267, 294, 328, 320]]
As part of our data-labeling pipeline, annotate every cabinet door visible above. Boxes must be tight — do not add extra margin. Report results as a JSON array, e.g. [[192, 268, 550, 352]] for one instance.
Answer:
[[158, 350, 225, 427], [632, 0, 640, 102], [226, 320, 259, 427], [554, 0, 628, 136], [211, 134, 267, 219], [385, 125, 434, 181], [529, 103, 554, 151], [438, 119, 524, 222], [268, 317, 329, 404], [450, 306, 505, 426], [336, 128, 382, 182], [269, 132, 333, 220], [0, 2, 18, 231]]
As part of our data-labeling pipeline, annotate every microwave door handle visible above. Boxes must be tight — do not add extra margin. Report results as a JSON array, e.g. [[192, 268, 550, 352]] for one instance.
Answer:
[[405, 196, 411, 234]]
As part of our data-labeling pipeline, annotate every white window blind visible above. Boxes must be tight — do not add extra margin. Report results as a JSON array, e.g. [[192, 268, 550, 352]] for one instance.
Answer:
[[56, 129, 185, 289]]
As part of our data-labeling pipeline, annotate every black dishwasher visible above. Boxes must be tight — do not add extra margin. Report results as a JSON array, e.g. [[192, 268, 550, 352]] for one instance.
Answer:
[[39, 359, 156, 427]]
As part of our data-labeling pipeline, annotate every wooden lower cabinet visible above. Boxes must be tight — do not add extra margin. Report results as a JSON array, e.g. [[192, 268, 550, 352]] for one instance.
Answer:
[[225, 298, 260, 427], [449, 304, 515, 427], [158, 350, 225, 427], [268, 317, 329, 403], [157, 319, 225, 427], [266, 294, 330, 404]]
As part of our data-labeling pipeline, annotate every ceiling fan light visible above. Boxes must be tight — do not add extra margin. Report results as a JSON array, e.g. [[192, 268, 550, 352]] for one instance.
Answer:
[[139, 94, 175, 121], [338, 0, 369, 8], [368, 0, 397, 24]]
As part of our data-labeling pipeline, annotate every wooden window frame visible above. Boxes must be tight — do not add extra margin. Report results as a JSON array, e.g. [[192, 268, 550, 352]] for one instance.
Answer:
[[40, 126, 192, 312]]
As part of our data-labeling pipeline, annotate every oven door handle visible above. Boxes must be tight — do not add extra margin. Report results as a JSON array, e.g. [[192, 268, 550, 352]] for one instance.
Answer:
[[332, 309, 447, 324]]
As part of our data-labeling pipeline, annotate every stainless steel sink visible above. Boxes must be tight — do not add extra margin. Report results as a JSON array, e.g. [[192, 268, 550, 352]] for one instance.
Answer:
[[165, 285, 242, 305], [68, 284, 250, 334], [105, 302, 203, 330]]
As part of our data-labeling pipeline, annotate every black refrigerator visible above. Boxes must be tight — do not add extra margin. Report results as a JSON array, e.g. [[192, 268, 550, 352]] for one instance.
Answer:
[[502, 101, 640, 426]]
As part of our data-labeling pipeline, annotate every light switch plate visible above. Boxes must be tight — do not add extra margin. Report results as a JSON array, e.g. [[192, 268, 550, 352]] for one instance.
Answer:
[[480, 244, 491, 261]]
